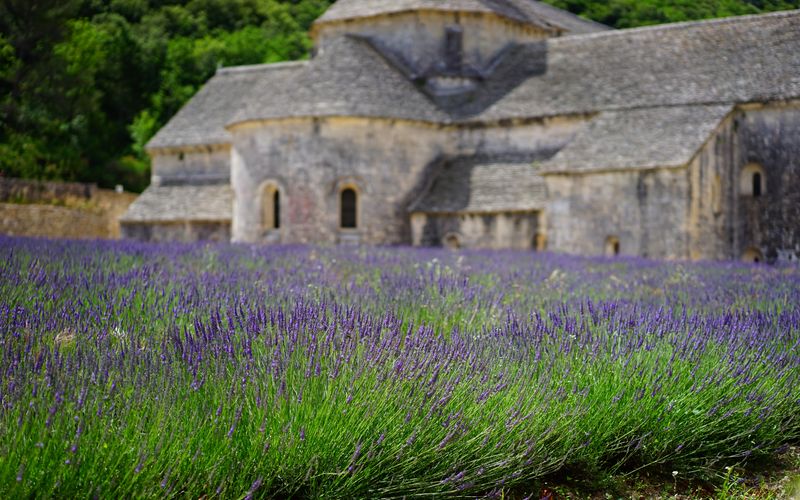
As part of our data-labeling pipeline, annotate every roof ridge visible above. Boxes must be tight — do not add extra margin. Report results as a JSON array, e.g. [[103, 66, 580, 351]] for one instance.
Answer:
[[508, 0, 610, 32], [217, 60, 308, 75], [553, 8, 800, 43]]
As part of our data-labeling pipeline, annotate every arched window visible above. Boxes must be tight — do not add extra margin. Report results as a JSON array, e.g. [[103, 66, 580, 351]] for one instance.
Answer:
[[742, 247, 764, 264], [605, 236, 620, 257], [443, 232, 462, 250], [340, 188, 358, 229], [740, 164, 766, 197], [261, 185, 280, 232]]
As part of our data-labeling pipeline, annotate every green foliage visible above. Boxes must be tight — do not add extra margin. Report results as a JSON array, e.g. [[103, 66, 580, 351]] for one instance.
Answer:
[[0, 0, 333, 191], [1, 0, 798, 190]]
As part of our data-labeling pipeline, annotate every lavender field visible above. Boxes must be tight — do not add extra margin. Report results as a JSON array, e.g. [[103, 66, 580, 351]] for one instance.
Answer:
[[1, 236, 799, 498]]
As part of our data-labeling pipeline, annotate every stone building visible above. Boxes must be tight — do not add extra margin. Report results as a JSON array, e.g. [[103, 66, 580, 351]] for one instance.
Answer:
[[121, 0, 800, 263]]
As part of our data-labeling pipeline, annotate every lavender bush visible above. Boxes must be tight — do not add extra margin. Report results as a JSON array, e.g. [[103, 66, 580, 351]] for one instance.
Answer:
[[0, 236, 798, 497]]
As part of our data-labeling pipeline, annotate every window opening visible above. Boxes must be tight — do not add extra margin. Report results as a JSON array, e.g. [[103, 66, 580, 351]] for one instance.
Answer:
[[444, 25, 464, 72], [742, 247, 764, 264], [752, 173, 762, 198], [261, 186, 280, 232], [273, 190, 281, 229], [444, 233, 462, 250], [341, 188, 357, 229], [605, 236, 621, 257]]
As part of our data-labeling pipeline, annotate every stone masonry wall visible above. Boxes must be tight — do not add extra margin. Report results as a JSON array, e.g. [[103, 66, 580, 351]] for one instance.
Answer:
[[231, 116, 583, 246], [121, 221, 230, 243], [734, 104, 800, 263], [313, 11, 546, 72], [685, 114, 735, 261], [685, 104, 800, 263], [411, 212, 541, 250], [150, 146, 231, 186], [232, 118, 450, 245], [544, 168, 691, 259], [0, 178, 136, 240]]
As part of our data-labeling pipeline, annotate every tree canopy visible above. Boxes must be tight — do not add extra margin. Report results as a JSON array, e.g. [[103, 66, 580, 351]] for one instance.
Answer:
[[1, 0, 797, 191]]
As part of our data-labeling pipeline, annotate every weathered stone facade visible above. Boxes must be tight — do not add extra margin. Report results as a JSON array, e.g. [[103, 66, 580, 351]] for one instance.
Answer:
[[123, 1, 800, 263], [0, 178, 136, 240]]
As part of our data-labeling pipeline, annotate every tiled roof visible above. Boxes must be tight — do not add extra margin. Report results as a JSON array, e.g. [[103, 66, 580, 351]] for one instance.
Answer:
[[411, 157, 549, 213], [149, 10, 800, 149], [230, 36, 448, 127], [476, 10, 800, 121], [146, 62, 305, 150], [120, 184, 233, 222], [540, 105, 733, 173]]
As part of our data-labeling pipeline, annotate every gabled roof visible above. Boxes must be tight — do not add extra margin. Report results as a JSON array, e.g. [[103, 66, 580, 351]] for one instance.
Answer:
[[314, 0, 608, 33], [476, 10, 800, 122], [411, 156, 551, 214], [540, 105, 733, 174], [146, 62, 304, 150], [153, 9, 800, 148], [230, 36, 448, 126], [120, 184, 233, 222]]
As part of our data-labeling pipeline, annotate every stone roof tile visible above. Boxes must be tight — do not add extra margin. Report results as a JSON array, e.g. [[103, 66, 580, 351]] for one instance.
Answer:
[[120, 184, 233, 222], [230, 36, 448, 126], [541, 105, 733, 173], [477, 10, 800, 121], [411, 157, 549, 213], [146, 62, 305, 150]]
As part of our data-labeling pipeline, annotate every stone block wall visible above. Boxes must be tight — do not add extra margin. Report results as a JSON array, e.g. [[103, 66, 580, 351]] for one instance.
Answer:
[[544, 168, 691, 260], [733, 104, 800, 263], [0, 178, 136, 240], [411, 212, 541, 250], [150, 145, 231, 186], [684, 103, 800, 263], [231, 117, 452, 245], [313, 11, 547, 73], [121, 221, 230, 243], [231, 116, 583, 247]]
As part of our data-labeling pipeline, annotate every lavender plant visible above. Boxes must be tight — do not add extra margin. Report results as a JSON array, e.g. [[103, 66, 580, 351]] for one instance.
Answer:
[[0, 236, 798, 497]]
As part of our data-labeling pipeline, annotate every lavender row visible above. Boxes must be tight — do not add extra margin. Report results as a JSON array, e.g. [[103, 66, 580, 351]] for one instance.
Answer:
[[0, 236, 798, 497]]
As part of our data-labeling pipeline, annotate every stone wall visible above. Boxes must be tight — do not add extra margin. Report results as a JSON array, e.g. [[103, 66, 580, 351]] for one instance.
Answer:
[[685, 113, 735, 261], [150, 145, 231, 186], [542, 103, 800, 263], [313, 11, 547, 72], [0, 177, 97, 203], [411, 211, 541, 250], [0, 178, 136, 240], [121, 221, 230, 243], [684, 103, 800, 263], [231, 117, 449, 245], [230, 116, 583, 246], [544, 168, 691, 259], [734, 104, 800, 263]]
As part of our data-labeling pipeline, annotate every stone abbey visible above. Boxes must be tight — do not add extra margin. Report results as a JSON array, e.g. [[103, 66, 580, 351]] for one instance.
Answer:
[[121, 0, 800, 263]]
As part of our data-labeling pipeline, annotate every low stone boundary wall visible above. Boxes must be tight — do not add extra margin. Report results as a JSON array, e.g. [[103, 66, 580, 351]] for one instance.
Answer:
[[0, 177, 96, 204], [0, 178, 136, 240]]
